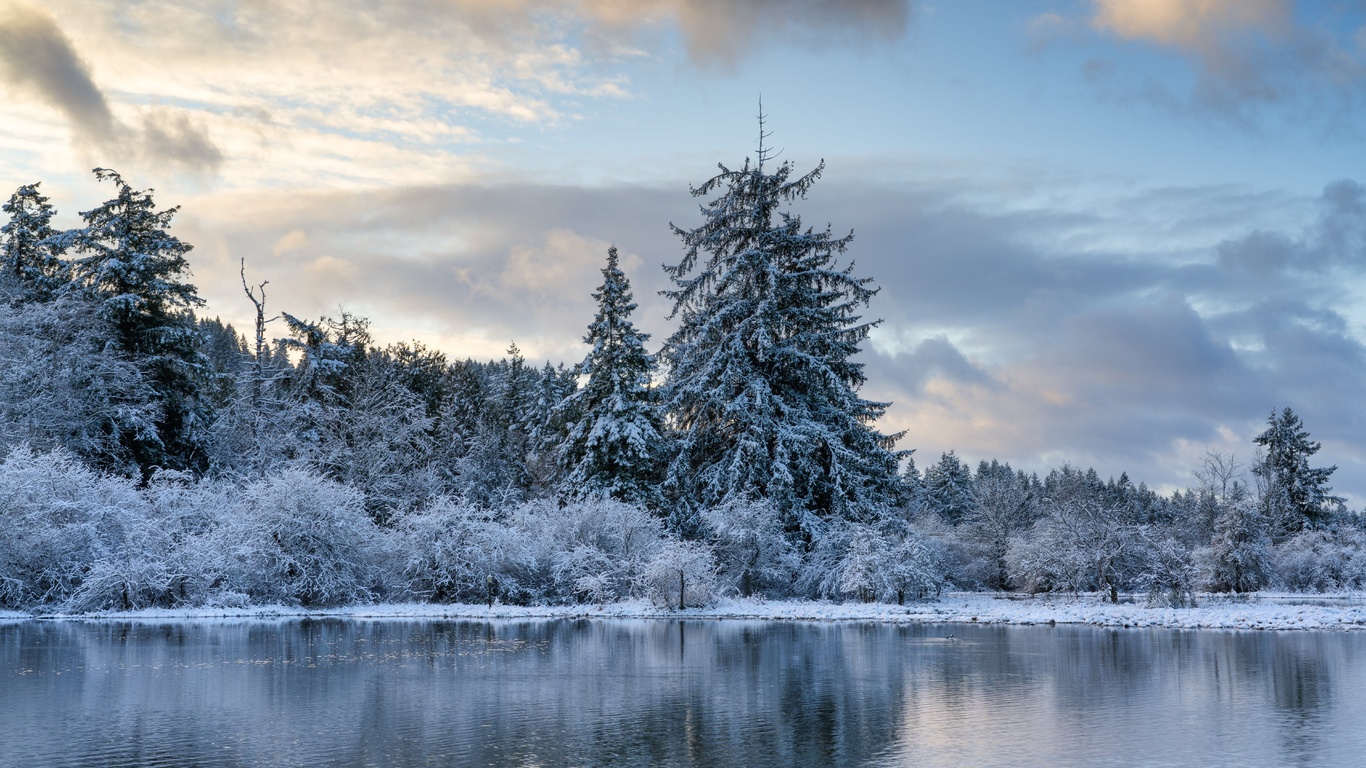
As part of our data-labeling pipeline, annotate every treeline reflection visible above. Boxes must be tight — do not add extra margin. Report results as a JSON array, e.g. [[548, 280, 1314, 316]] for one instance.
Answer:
[[1, 620, 1362, 767]]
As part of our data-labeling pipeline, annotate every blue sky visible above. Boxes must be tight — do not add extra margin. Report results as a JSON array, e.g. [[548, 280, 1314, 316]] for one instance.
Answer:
[[2, 0, 1365, 500]]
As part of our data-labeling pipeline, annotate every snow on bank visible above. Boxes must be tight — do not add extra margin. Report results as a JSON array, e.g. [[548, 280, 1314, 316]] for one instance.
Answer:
[[8, 592, 1366, 631]]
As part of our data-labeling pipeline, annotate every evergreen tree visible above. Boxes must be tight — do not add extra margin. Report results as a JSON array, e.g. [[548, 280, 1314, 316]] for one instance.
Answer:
[[558, 246, 664, 507], [660, 119, 904, 538], [457, 343, 536, 507], [899, 452, 925, 515], [1252, 407, 1340, 534], [1, 183, 68, 301], [69, 169, 208, 474], [923, 451, 976, 525]]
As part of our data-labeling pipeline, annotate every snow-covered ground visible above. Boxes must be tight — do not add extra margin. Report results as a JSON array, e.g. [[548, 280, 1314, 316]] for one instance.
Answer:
[[8, 592, 1366, 631]]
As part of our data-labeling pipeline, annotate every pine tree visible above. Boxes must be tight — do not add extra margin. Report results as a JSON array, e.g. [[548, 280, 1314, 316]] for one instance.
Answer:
[[660, 115, 904, 538], [558, 246, 664, 507], [69, 169, 207, 474], [1, 183, 69, 301], [1252, 407, 1340, 534]]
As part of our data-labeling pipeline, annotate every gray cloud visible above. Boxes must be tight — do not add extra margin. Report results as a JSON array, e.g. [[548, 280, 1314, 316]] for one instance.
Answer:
[[138, 109, 224, 175], [1055, 1, 1366, 129], [0, 3, 114, 138], [873, 335, 996, 396], [0, 3, 222, 175]]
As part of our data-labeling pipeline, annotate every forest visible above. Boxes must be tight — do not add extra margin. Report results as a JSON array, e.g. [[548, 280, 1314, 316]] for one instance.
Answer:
[[0, 156, 1360, 614]]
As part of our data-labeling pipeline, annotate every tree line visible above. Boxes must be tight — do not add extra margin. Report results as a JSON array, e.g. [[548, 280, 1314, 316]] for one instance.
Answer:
[[0, 145, 1359, 613]]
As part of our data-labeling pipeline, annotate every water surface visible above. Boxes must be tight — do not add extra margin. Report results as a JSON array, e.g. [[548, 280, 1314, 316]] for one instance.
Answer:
[[2, 619, 1363, 767]]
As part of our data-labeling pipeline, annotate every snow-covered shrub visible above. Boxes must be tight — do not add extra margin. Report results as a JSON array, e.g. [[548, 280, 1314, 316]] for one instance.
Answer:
[[139, 469, 239, 606], [797, 520, 942, 603], [0, 446, 167, 610], [1195, 499, 1272, 593], [210, 469, 385, 606], [1006, 495, 1146, 602], [644, 539, 718, 608], [500, 499, 667, 604], [701, 499, 799, 598], [1141, 535, 1197, 607], [1272, 529, 1366, 592], [390, 496, 503, 603], [910, 512, 980, 590]]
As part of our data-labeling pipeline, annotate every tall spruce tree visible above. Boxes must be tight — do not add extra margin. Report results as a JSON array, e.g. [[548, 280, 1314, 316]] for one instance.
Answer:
[[1, 183, 68, 301], [558, 246, 664, 507], [1252, 407, 1340, 534], [70, 168, 208, 474], [660, 117, 904, 538]]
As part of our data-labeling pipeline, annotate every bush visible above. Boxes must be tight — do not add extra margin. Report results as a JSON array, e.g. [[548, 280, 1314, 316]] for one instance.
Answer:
[[701, 499, 799, 598], [0, 446, 165, 611], [210, 469, 385, 606], [644, 539, 718, 608], [1272, 529, 1366, 592]]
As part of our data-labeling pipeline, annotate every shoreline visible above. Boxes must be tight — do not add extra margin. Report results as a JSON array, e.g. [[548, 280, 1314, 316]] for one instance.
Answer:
[[7, 592, 1366, 631]]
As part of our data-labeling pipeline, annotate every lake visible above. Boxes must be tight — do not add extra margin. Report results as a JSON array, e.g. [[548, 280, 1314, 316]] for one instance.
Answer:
[[2, 618, 1364, 767]]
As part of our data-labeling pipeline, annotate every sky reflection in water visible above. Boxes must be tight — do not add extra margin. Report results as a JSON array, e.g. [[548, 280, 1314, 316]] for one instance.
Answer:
[[2, 619, 1363, 767]]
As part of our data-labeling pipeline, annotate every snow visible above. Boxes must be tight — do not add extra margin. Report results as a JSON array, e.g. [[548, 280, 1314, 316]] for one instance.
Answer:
[[10, 592, 1366, 631]]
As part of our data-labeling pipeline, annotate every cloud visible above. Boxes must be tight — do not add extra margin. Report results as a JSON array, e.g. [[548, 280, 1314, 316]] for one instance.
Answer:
[[877, 335, 996, 396], [1091, 0, 1287, 48], [579, 0, 912, 67], [136, 109, 224, 175], [0, 3, 114, 139], [1045, 0, 1366, 127], [0, 3, 223, 175]]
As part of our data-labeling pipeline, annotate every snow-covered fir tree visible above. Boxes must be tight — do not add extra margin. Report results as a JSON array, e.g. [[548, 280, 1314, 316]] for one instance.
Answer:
[[923, 451, 976, 525], [68, 169, 209, 475], [660, 119, 904, 538], [557, 246, 665, 507], [1252, 407, 1341, 535], [457, 343, 537, 507], [1, 183, 68, 301]]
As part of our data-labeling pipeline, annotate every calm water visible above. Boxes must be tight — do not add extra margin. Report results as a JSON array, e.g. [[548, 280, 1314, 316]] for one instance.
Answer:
[[2, 618, 1364, 767]]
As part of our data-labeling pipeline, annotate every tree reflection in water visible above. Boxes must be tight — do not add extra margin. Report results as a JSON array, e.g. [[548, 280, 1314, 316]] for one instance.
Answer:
[[1, 619, 1364, 767]]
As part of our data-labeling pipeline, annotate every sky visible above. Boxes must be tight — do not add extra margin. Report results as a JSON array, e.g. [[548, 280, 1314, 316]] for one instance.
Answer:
[[2, 0, 1366, 502]]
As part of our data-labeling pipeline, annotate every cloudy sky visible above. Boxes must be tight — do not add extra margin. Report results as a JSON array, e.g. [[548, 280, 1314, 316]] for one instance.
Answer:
[[2, 0, 1365, 501]]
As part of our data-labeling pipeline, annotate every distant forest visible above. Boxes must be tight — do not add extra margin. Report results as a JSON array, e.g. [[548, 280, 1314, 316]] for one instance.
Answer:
[[0, 154, 1359, 613]]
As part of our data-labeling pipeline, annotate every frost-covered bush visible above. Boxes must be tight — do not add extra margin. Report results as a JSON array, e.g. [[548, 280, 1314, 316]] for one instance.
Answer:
[[798, 520, 942, 603], [0, 446, 176, 611], [210, 469, 386, 606], [1142, 535, 1197, 607], [138, 469, 238, 607], [1272, 529, 1366, 592], [1195, 499, 1272, 593], [391, 496, 502, 603], [644, 539, 718, 608], [701, 499, 799, 598], [500, 499, 668, 604], [1006, 495, 1146, 601], [910, 512, 981, 590]]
